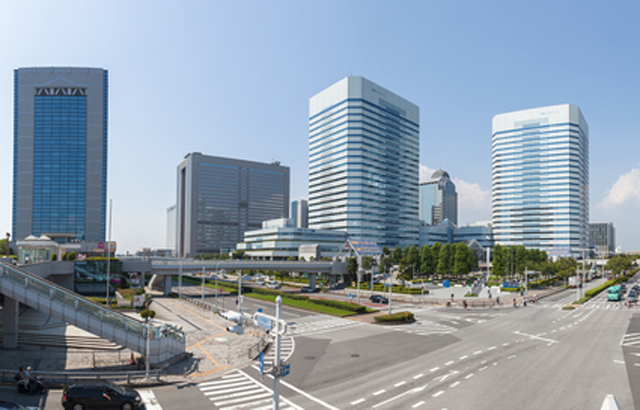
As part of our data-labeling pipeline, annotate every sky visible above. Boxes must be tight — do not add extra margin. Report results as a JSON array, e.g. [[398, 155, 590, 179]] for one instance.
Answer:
[[1, 1, 639, 253]]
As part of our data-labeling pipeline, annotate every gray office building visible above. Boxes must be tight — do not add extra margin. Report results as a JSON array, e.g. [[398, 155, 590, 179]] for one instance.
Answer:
[[589, 222, 615, 256], [291, 199, 309, 228], [176, 153, 290, 257], [13, 67, 108, 243], [419, 170, 458, 226]]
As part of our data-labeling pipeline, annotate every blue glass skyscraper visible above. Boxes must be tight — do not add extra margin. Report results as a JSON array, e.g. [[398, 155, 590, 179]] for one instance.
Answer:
[[13, 67, 108, 243], [308, 76, 420, 249], [492, 104, 589, 250], [419, 170, 458, 226]]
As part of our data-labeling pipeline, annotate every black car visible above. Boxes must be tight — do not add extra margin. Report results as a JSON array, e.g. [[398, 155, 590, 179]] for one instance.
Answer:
[[62, 381, 142, 410], [301, 286, 319, 293], [370, 294, 389, 304]]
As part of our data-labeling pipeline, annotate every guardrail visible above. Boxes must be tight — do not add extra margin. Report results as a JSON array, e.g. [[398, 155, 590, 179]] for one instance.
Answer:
[[0, 263, 186, 363], [0, 368, 162, 386]]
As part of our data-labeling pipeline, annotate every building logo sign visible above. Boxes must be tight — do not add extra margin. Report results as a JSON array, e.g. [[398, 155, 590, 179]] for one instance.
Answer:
[[35, 87, 86, 97]]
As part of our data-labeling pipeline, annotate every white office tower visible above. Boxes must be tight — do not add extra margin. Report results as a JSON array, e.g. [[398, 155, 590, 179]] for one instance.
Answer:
[[492, 104, 589, 251], [308, 76, 420, 249]]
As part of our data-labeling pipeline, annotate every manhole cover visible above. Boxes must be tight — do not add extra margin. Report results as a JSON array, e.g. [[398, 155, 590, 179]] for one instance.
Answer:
[[351, 354, 360, 358], [304, 356, 316, 360]]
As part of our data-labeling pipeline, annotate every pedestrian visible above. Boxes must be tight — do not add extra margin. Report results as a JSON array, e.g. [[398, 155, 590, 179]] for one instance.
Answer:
[[523, 296, 527, 307], [496, 296, 500, 305], [513, 298, 517, 308], [533, 294, 537, 304], [488, 289, 492, 299], [463, 300, 468, 309]]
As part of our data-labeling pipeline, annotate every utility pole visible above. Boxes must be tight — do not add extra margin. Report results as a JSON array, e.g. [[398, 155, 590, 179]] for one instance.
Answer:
[[273, 296, 282, 409], [178, 259, 183, 299], [201, 266, 205, 308]]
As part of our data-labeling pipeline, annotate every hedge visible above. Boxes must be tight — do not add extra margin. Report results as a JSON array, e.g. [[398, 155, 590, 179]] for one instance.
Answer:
[[374, 311, 415, 323]]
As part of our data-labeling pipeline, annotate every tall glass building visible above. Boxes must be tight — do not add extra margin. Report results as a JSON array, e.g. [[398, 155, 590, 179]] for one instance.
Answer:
[[308, 76, 420, 249], [176, 153, 290, 257], [13, 67, 108, 243], [492, 104, 589, 250], [419, 169, 458, 225]]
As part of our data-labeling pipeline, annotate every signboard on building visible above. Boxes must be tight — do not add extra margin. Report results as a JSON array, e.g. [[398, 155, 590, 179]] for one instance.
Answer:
[[546, 246, 571, 258], [350, 240, 382, 256]]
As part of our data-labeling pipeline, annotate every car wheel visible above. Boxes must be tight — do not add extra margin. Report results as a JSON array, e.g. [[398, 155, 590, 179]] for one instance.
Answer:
[[72, 403, 85, 410], [121, 402, 134, 410]]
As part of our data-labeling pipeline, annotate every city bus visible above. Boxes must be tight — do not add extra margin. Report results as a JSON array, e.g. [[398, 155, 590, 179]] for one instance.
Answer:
[[607, 285, 622, 301]]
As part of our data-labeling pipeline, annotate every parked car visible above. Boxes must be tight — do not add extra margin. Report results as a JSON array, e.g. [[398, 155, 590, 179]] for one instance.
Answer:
[[62, 381, 143, 410], [254, 279, 265, 286], [369, 294, 389, 304], [301, 286, 319, 293]]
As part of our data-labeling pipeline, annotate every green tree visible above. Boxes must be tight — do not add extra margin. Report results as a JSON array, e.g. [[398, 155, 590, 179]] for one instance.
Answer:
[[606, 255, 632, 277], [431, 242, 442, 274], [346, 257, 358, 278], [392, 247, 403, 265], [232, 250, 245, 260], [555, 258, 577, 279], [51, 254, 57, 261], [362, 256, 375, 271], [492, 244, 506, 277], [437, 244, 453, 276], [453, 242, 470, 276], [420, 246, 434, 276], [67, 252, 77, 261], [382, 246, 391, 257]]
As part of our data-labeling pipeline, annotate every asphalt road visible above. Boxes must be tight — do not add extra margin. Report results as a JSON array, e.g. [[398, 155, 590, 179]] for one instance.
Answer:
[[12, 276, 640, 410]]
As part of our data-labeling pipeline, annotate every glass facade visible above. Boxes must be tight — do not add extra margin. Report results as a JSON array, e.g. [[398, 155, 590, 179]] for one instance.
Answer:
[[492, 104, 589, 250], [177, 153, 290, 257], [419, 170, 457, 225], [589, 222, 615, 256], [308, 76, 420, 249], [13, 67, 108, 243], [33, 95, 87, 238]]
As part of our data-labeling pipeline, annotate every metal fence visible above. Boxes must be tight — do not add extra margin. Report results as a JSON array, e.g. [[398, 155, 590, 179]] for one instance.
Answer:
[[0, 368, 161, 387]]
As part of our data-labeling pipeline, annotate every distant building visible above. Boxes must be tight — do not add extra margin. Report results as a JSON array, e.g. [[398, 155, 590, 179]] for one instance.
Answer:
[[419, 170, 458, 226], [176, 153, 290, 257], [308, 76, 420, 249], [13, 67, 109, 243], [419, 220, 493, 250], [589, 222, 615, 256], [492, 104, 589, 251], [291, 199, 309, 228], [166, 204, 176, 255], [237, 218, 346, 260]]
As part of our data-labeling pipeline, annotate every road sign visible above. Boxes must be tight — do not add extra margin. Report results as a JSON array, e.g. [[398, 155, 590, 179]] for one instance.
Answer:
[[259, 352, 264, 374], [255, 314, 274, 330], [282, 363, 290, 377]]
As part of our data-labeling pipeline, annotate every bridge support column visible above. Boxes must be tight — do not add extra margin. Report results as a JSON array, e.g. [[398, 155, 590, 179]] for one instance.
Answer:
[[163, 275, 172, 295], [2, 296, 19, 349], [329, 275, 336, 288], [309, 273, 317, 290]]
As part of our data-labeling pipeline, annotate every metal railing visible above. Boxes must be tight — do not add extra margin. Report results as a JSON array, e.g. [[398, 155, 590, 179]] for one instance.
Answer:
[[0, 262, 185, 346], [0, 368, 161, 386]]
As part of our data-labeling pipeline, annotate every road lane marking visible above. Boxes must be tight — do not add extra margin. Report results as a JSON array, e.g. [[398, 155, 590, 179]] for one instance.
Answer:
[[508, 355, 516, 360], [514, 330, 558, 345], [395, 381, 406, 387], [138, 390, 163, 410], [430, 367, 440, 372], [459, 355, 468, 360], [614, 360, 625, 365], [412, 401, 425, 408], [372, 385, 426, 408], [351, 398, 365, 405], [433, 390, 445, 397], [487, 346, 496, 351], [465, 373, 474, 379], [434, 370, 459, 383], [278, 376, 337, 410], [473, 350, 482, 355], [445, 361, 454, 366], [479, 366, 488, 372], [450, 381, 460, 388], [502, 342, 510, 346], [374, 390, 386, 396], [413, 374, 424, 379]]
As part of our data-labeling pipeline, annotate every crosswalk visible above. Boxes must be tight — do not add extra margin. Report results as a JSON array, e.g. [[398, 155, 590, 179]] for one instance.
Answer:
[[197, 370, 302, 410], [286, 317, 362, 337], [390, 319, 457, 336], [621, 332, 640, 348], [262, 336, 294, 365]]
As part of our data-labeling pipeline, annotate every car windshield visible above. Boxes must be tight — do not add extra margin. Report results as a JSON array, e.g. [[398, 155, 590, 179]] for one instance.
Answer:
[[106, 381, 125, 394]]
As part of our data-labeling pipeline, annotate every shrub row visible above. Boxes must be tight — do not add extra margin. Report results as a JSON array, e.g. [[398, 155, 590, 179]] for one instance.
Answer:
[[307, 298, 367, 314], [374, 311, 415, 323]]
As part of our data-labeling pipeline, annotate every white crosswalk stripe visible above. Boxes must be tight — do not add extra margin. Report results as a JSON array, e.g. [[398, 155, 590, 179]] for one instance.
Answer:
[[286, 317, 362, 336], [138, 390, 163, 410], [197, 370, 302, 409], [621, 333, 640, 348], [262, 336, 294, 365], [390, 319, 457, 335]]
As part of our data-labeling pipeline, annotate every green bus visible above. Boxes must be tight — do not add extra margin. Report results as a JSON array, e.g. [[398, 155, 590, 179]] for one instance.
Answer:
[[607, 285, 622, 301]]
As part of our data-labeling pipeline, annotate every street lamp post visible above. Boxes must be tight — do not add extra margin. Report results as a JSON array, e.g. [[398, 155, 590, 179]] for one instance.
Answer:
[[106, 198, 113, 306], [5, 232, 10, 259]]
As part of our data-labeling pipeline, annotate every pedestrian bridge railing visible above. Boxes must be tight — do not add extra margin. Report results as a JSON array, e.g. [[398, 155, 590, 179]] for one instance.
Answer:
[[0, 262, 185, 365]]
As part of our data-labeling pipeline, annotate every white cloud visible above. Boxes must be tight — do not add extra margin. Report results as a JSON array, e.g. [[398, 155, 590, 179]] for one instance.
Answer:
[[601, 168, 640, 208], [420, 164, 491, 225]]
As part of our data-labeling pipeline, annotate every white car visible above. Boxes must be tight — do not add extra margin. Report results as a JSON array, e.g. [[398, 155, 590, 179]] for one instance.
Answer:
[[266, 281, 281, 289]]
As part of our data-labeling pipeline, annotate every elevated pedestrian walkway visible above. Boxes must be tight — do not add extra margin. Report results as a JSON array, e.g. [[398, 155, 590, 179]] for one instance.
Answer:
[[0, 262, 185, 365]]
